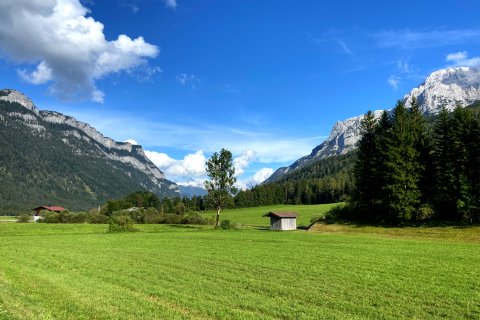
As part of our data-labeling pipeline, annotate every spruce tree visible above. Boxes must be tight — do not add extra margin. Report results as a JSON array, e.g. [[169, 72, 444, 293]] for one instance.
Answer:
[[432, 108, 458, 220], [382, 101, 421, 224], [353, 111, 378, 219]]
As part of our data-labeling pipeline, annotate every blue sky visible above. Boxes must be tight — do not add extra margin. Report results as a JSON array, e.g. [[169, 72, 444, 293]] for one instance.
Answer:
[[1, 0, 480, 188]]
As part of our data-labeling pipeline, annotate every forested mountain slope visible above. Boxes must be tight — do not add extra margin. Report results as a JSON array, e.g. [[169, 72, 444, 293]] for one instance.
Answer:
[[0, 89, 179, 214]]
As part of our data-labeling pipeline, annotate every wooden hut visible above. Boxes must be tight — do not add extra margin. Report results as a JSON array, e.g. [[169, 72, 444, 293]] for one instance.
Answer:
[[263, 212, 297, 231]]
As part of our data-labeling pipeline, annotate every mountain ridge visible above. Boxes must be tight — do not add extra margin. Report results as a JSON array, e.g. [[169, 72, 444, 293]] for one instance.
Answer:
[[265, 67, 480, 184], [0, 89, 179, 213]]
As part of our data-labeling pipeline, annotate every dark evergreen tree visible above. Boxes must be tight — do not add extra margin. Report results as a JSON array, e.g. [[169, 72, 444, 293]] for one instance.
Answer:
[[382, 101, 422, 223], [353, 110, 379, 219]]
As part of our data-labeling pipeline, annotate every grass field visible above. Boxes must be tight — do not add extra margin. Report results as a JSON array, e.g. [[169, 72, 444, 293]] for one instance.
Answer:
[[0, 216, 17, 222], [0, 206, 479, 319], [199, 203, 338, 227]]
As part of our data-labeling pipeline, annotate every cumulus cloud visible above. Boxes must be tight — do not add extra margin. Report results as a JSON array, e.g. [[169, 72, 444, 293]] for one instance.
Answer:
[[145, 150, 206, 180], [0, 0, 159, 102], [233, 150, 255, 176], [446, 51, 480, 67], [236, 167, 274, 190], [252, 168, 274, 184], [145, 149, 269, 189]]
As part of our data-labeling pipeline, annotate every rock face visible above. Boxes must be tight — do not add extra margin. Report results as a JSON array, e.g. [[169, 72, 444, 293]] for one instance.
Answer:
[[403, 67, 480, 113], [265, 67, 480, 184], [0, 89, 179, 212]]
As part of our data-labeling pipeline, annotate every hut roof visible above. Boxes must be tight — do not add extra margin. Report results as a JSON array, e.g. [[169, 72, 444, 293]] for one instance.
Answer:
[[33, 206, 66, 212], [263, 211, 298, 218]]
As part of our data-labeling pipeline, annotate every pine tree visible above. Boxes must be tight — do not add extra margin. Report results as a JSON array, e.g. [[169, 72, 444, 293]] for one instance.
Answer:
[[382, 101, 422, 224], [432, 108, 458, 220], [353, 111, 379, 219]]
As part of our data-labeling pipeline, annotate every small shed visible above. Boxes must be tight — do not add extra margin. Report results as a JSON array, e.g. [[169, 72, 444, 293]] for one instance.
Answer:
[[263, 212, 297, 231]]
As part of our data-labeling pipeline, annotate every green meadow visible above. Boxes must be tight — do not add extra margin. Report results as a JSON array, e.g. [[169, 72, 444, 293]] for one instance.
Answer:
[[0, 205, 479, 319], [199, 203, 338, 227], [0, 216, 16, 222]]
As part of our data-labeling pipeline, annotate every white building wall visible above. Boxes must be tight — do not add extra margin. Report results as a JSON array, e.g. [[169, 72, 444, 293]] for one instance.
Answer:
[[280, 218, 296, 230]]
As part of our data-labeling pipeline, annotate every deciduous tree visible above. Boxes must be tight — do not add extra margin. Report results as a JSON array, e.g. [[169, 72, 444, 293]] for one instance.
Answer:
[[204, 148, 237, 227]]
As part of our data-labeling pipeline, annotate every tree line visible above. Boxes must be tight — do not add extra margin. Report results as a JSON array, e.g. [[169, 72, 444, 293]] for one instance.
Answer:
[[350, 99, 480, 224]]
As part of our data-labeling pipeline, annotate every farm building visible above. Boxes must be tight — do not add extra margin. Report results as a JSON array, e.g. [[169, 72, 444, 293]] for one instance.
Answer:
[[263, 212, 298, 231], [32, 206, 65, 221]]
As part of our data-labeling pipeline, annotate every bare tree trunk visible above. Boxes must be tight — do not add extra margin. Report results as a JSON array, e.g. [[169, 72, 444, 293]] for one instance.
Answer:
[[214, 206, 221, 227]]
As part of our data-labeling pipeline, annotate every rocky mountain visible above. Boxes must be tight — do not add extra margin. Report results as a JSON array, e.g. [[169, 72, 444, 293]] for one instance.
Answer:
[[179, 185, 208, 197], [265, 67, 480, 183], [0, 89, 179, 214]]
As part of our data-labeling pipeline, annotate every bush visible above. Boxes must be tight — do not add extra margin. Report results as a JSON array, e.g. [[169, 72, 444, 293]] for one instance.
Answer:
[[219, 219, 237, 230], [107, 215, 138, 233], [310, 214, 326, 224], [416, 204, 435, 222], [17, 214, 32, 223], [181, 213, 211, 225], [325, 204, 355, 222], [39, 211, 90, 223], [88, 213, 109, 224]]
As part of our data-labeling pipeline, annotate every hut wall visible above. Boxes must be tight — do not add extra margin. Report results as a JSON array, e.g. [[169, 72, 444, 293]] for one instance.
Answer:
[[280, 218, 296, 231], [270, 216, 282, 230]]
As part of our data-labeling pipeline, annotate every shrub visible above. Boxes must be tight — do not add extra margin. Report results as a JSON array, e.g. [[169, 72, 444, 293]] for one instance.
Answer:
[[107, 215, 138, 233], [181, 213, 211, 225], [416, 204, 435, 222], [88, 213, 109, 224], [219, 219, 237, 230], [310, 214, 326, 224], [41, 211, 60, 223], [17, 214, 32, 223]]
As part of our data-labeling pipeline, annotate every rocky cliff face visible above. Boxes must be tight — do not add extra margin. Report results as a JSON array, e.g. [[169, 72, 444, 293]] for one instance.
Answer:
[[403, 67, 480, 113], [0, 89, 179, 212], [265, 67, 480, 183]]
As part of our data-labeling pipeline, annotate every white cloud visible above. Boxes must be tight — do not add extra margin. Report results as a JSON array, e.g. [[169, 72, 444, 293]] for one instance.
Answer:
[[374, 29, 480, 49], [252, 168, 274, 184], [235, 167, 274, 190], [0, 0, 158, 102], [233, 150, 255, 176], [145, 149, 276, 190], [176, 73, 199, 88], [337, 39, 354, 56], [124, 139, 139, 145], [446, 51, 480, 67], [18, 60, 52, 84], [164, 0, 177, 9], [387, 75, 400, 90], [145, 150, 206, 180]]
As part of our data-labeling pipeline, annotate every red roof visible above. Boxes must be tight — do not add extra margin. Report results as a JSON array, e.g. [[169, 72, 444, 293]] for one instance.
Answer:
[[33, 206, 66, 212], [263, 211, 298, 218]]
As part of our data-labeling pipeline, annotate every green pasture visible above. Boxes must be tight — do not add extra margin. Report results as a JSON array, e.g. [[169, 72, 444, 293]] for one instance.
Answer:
[[0, 211, 479, 319], [199, 203, 338, 227], [0, 216, 17, 222]]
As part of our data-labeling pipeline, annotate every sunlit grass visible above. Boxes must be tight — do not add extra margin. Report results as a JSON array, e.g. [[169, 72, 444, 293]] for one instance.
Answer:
[[0, 219, 478, 319], [198, 203, 339, 227], [0, 216, 16, 222]]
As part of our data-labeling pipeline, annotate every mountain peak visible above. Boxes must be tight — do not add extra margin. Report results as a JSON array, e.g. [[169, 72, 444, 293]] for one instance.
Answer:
[[0, 89, 38, 113], [265, 66, 480, 184], [403, 66, 480, 114]]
